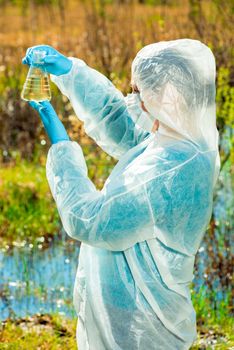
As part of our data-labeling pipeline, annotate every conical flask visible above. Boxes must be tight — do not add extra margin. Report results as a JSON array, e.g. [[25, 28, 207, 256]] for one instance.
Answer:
[[21, 50, 51, 102]]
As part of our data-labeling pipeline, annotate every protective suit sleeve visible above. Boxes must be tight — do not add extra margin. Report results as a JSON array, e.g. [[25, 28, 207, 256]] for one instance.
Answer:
[[46, 141, 156, 251], [50, 58, 150, 160]]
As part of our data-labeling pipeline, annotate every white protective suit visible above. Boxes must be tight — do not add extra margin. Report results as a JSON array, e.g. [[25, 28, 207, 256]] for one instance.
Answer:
[[46, 38, 220, 349]]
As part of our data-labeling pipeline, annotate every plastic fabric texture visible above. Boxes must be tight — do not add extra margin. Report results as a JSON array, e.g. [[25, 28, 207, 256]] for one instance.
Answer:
[[29, 101, 69, 144], [46, 38, 220, 349]]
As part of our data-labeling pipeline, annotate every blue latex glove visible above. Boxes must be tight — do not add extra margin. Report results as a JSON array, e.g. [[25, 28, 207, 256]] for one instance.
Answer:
[[29, 101, 70, 144], [22, 45, 72, 76]]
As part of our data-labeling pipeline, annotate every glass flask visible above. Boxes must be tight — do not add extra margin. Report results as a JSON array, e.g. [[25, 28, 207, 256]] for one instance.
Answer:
[[21, 50, 51, 102]]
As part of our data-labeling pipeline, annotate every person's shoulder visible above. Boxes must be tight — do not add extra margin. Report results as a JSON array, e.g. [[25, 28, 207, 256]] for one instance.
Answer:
[[165, 140, 197, 158], [167, 142, 215, 186], [154, 140, 214, 180], [152, 139, 197, 168]]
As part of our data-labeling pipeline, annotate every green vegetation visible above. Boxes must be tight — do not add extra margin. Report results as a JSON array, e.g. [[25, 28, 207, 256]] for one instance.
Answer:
[[216, 67, 234, 168], [0, 313, 233, 349], [0, 314, 77, 350], [191, 284, 233, 327], [0, 157, 59, 247]]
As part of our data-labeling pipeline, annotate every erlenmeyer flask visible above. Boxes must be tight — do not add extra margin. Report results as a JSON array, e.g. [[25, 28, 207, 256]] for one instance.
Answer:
[[21, 50, 51, 102]]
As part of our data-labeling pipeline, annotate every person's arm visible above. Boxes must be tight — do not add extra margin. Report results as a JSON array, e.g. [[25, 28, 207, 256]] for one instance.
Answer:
[[50, 58, 150, 160], [27, 99, 155, 251], [46, 140, 157, 251]]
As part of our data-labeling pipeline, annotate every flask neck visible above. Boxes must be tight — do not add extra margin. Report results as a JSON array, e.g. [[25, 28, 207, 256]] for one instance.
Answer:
[[32, 51, 46, 66]]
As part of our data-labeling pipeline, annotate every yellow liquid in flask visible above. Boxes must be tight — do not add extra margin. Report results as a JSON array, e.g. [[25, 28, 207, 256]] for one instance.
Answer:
[[21, 66, 51, 102]]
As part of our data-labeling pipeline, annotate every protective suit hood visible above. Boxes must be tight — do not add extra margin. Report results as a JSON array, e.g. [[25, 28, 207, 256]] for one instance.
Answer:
[[131, 38, 220, 185]]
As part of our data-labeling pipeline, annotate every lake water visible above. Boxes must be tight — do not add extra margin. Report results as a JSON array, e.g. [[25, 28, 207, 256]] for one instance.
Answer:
[[0, 234, 79, 320]]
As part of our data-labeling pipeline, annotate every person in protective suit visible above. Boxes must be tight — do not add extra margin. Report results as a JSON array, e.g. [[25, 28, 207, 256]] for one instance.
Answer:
[[23, 38, 220, 350]]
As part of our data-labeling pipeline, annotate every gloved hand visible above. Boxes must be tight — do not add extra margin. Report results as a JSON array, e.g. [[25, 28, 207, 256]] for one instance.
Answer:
[[22, 45, 72, 76], [29, 101, 70, 144]]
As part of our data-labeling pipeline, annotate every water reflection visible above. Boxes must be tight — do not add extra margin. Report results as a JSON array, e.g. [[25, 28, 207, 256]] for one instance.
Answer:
[[0, 231, 80, 320]]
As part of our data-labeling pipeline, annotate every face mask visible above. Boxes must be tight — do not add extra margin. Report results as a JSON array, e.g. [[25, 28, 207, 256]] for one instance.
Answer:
[[125, 93, 156, 133]]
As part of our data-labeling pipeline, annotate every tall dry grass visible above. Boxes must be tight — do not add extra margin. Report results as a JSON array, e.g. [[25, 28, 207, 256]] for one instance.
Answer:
[[0, 0, 233, 159]]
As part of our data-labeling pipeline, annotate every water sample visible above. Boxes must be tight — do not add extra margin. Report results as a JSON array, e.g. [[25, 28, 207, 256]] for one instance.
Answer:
[[21, 50, 51, 102]]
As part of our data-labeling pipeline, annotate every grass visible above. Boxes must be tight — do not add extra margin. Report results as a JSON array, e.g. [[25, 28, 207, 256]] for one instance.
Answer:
[[0, 157, 59, 248], [191, 283, 233, 325], [0, 313, 233, 350], [0, 314, 77, 350]]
